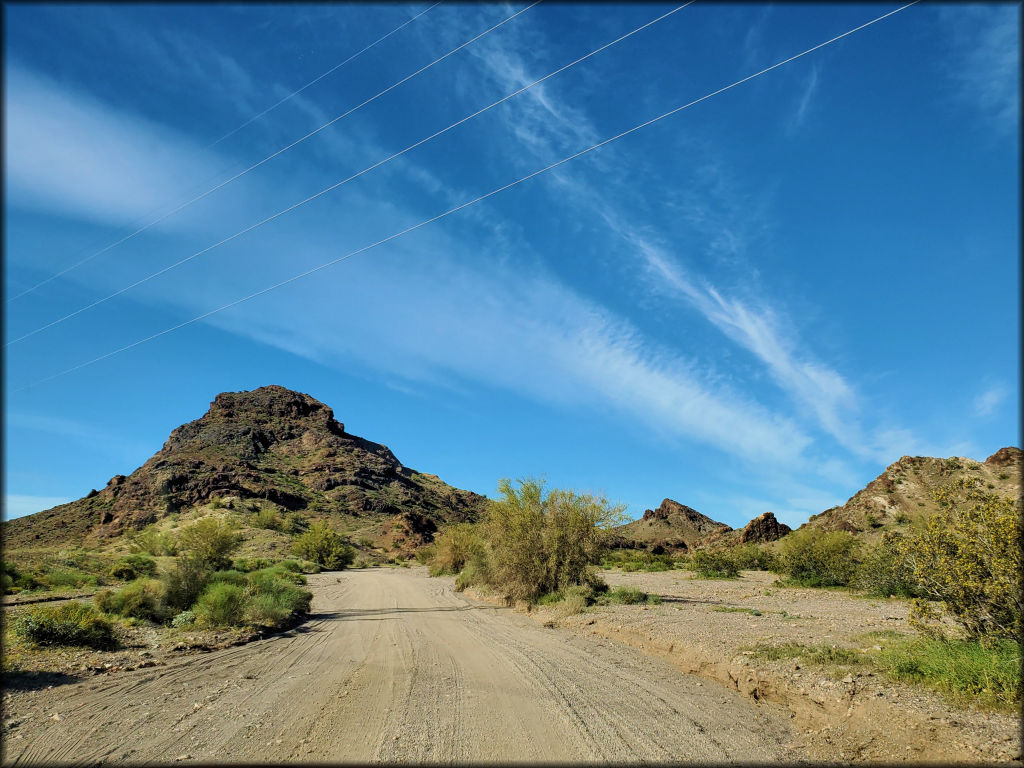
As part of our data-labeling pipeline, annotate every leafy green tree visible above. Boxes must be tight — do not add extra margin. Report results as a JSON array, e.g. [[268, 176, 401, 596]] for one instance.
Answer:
[[481, 478, 626, 603], [177, 517, 242, 570], [292, 521, 354, 569]]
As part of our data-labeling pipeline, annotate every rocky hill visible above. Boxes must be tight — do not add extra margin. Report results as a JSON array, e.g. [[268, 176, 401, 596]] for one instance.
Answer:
[[610, 499, 730, 552], [796, 446, 1021, 541], [3, 386, 486, 554]]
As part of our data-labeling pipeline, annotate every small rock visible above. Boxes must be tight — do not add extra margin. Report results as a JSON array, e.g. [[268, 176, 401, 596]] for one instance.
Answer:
[[842, 675, 855, 684], [174, 755, 190, 762], [50, 713, 61, 722]]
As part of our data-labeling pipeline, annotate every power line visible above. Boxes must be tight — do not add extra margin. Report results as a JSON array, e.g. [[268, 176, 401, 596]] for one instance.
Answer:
[[5, 1, 535, 305], [204, 2, 442, 150], [11, 2, 918, 394], [6, 1, 690, 347]]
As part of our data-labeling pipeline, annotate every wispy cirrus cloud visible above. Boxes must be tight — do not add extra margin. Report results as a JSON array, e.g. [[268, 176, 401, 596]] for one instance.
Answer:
[[974, 382, 1008, 418], [786, 64, 820, 135], [4, 64, 230, 231], [938, 4, 1020, 135]]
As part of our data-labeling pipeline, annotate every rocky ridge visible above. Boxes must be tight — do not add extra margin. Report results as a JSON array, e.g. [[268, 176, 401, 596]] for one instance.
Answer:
[[3, 386, 486, 551]]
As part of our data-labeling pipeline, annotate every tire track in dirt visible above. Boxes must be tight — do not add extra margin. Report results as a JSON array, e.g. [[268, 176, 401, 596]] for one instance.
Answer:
[[3, 568, 799, 764]]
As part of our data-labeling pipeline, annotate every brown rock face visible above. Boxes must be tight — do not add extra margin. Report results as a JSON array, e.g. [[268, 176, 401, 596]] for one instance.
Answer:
[[3, 385, 486, 549], [985, 446, 1022, 468], [739, 512, 791, 544], [613, 498, 731, 552]]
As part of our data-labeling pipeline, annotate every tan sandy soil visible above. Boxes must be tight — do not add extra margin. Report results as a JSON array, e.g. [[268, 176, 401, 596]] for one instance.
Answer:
[[1, 567, 799, 764], [539, 568, 1021, 763]]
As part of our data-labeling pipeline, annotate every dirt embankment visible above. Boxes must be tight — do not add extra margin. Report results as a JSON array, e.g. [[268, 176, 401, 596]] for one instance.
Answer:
[[530, 569, 1020, 764], [2, 568, 798, 764]]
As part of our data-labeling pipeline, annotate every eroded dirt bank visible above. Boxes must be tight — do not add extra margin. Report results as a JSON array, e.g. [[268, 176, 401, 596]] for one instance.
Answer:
[[537, 569, 1021, 764], [1, 568, 799, 764]]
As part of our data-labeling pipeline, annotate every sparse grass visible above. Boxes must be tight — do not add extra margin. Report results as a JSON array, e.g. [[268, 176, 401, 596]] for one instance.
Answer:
[[749, 632, 1021, 712], [874, 637, 1020, 711], [714, 606, 763, 616], [746, 641, 863, 665]]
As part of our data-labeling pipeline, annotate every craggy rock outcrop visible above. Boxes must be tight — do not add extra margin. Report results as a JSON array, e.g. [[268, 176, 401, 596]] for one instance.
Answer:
[[3, 386, 485, 549], [739, 512, 791, 544], [611, 498, 731, 552], [985, 446, 1022, 468]]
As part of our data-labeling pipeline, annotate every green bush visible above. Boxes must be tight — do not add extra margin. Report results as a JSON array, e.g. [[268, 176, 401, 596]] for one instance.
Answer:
[[13, 602, 117, 649], [36, 567, 99, 590], [475, 478, 624, 603], [896, 480, 1021, 641], [414, 545, 436, 565], [231, 557, 275, 573], [109, 554, 157, 581], [251, 507, 282, 531], [171, 610, 196, 627], [431, 523, 484, 575], [178, 517, 242, 570], [95, 578, 168, 622], [853, 533, 919, 598], [775, 528, 860, 587], [243, 570, 312, 627], [193, 582, 246, 627], [131, 527, 178, 556], [162, 556, 212, 612], [208, 569, 248, 587], [727, 543, 777, 571], [291, 522, 354, 569], [690, 550, 740, 579], [594, 586, 661, 606]]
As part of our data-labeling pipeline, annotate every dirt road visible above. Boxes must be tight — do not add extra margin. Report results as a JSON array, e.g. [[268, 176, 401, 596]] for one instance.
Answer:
[[2, 568, 799, 764]]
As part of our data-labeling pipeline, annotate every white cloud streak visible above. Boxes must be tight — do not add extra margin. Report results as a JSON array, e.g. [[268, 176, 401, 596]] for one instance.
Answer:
[[4, 65, 231, 230]]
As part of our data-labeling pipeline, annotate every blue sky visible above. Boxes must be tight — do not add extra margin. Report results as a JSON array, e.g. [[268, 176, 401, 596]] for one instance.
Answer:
[[4, 3, 1019, 527]]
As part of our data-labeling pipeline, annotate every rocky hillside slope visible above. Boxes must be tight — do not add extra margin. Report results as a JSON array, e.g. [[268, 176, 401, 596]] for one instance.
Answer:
[[797, 446, 1021, 541], [3, 386, 486, 552]]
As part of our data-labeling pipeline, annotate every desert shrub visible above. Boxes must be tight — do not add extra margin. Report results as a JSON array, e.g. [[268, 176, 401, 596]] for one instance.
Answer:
[[280, 514, 307, 535], [774, 528, 860, 587], [431, 523, 484, 575], [414, 544, 436, 565], [37, 567, 99, 589], [109, 554, 157, 581], [250, 565, 307, 585], [162, 556, 212, 612], [728, 543, 777, 571], [193, 582, 246, 627], [594, 586, 660, 606], [602, 549, 675, 572], [208, 569, 248, 587], [209, 496, 224, 509], [231, 557, 274, 573], [251, 507, 282, 531], [454, 558, 489, 592], [895, 480, 1021, 641], [690, 550, 740, 579], [2, 562, 38, 593], [13, 603, 116, 649], [131, 527, 179, 556], [477, 478, 624, 603], [242, 570, 312, 628], [171, 610, 196, 627], [178, 517, 242, 570], [853, 532, 919, 598], [94, 578, 168, 622], [291, 522, 354, 569]]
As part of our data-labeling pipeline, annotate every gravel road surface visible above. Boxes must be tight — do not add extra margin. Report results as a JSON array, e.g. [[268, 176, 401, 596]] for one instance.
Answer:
[[2, 568, 799, 764]]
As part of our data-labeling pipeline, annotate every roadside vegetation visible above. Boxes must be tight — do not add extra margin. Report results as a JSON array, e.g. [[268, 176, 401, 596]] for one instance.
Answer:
[[426, 478, 660, 613], [4, 510, 360, 653]]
